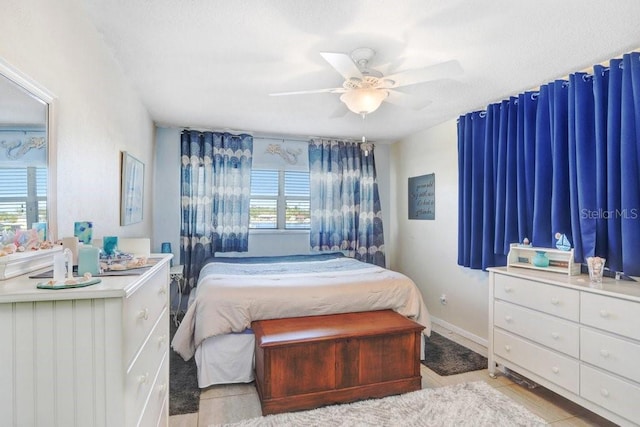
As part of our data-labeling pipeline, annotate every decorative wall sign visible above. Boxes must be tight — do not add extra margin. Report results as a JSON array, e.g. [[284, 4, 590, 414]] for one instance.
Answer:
[[0, 130, 47, 167], [252, 138, 309, 171], [408, 173, 435, 220], [265, 143, 302, 165]]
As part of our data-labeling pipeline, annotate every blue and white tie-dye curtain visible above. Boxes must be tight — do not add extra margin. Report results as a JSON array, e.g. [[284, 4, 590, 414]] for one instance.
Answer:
[[180, 130, 253, 288], [309, 139, 386, 267]]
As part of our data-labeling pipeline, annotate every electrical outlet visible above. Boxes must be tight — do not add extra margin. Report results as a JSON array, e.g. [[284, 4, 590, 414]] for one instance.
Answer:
[[440, 294, 447, 305]]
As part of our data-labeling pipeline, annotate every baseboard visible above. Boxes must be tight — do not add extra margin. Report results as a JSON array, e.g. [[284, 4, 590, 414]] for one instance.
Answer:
[[430, 316, 488, 357]]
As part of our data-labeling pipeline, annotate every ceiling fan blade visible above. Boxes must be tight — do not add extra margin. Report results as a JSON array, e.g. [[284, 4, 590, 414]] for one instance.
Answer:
[[329, 103, 349, 118], [270, 87, 345, 96], [383, 60, 463, 88], [385, 89, 432, 110], [320, 52, 363, 81]]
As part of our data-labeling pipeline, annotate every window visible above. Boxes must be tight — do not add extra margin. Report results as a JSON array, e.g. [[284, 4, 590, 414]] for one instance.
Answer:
[[250, 169, 310, 229], [0, 167, 47, 232]]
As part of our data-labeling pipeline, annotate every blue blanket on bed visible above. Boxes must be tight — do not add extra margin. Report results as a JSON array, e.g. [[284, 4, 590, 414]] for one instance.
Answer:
[[199, 252, 375, 277], [204, 252, 345, 264]]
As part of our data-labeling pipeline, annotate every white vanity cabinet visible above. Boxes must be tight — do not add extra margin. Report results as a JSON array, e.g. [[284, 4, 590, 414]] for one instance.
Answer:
[[489, 267, 640, 426], [0, 254, 172, 427]]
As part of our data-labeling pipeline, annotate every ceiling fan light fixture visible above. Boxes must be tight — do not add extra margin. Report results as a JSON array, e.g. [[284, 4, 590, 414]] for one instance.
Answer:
[[340, 88, 388, 115]]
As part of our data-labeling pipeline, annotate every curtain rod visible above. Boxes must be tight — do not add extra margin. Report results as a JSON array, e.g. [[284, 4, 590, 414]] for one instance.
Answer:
[[465, 51, 638, 115], [174, 125, 372, 146], [177, 125, 310, 143]]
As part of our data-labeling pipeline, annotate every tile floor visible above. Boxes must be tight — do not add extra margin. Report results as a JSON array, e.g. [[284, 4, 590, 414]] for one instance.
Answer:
[[169, 327, 618, 427]]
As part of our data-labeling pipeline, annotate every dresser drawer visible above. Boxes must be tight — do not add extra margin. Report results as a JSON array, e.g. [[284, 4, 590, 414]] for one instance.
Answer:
[[494, 275, 579, 321], [494, 329, 579, 393], [138, 351, 169, 427], [581, 292, 640, 341], [581, 328, 640, 384], [494, 300, 579, 358], [124, 267, 169, 364], [581, 364, 640, 425], [125, 307, 169, 426]]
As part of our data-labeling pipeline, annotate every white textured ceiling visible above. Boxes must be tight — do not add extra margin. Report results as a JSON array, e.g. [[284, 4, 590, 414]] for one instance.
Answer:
[[83, 0, 640, 143]]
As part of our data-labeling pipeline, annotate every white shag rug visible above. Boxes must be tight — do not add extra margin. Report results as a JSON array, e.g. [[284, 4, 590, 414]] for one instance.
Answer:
[[213, 381, 546, 427]]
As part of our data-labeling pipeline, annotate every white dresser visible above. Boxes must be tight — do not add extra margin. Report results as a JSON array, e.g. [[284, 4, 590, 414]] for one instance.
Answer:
[[0, 254, 172, 427], [489, 267, 640, 426]]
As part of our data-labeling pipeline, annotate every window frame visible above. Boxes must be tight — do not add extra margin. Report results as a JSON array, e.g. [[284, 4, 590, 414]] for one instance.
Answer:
[[0, 166, 47, 231], [249, 169, 310, 231]]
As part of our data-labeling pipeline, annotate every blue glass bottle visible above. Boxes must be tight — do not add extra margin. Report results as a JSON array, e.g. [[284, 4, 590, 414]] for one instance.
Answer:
[[161, 242, 173, 266], [532, 251, 549, 267]]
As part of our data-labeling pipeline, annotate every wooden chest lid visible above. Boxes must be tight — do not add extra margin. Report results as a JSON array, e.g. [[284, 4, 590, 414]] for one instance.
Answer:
[[252, 309, 424, 347]]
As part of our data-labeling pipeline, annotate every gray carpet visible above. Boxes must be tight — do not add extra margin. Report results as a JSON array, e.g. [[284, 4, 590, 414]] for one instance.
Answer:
[[214, 381, 546, 427], [170, 317, 200, 415], [422, 332, 488, 376]]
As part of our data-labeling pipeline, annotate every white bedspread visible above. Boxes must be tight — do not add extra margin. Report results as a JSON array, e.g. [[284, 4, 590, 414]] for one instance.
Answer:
[[171, 257, 430, 361]]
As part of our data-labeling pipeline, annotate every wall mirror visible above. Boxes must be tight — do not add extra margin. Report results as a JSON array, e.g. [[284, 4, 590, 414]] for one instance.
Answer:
[[0, 60, 56, 243]]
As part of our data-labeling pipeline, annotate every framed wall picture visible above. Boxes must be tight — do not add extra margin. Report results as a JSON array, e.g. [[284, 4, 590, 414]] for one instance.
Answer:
[[408, 173, 435, 220], [120, 151, 144, 225]]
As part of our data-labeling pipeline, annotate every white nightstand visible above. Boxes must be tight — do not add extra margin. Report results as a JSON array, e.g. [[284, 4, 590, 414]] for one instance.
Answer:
[[170, 264, 185, 325]]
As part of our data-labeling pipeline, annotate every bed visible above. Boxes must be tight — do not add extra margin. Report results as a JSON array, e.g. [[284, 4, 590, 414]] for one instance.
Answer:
[[171, 252, 431, 388]]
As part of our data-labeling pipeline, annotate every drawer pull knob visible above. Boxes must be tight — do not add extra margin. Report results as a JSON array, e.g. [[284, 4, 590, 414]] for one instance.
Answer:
[[504, 286, 513, 293], [600, 349, 610, 358], [505, 315, 513, 323], [158, 287, 167, 295], [552, 367, 559, 374], [504, 345, 511, 352], [158, 383, 167, 394], [138, 373, 149, 385], [550, 297, 559, 305], [599, 310, 609, 318], [158, 335, 167, 345], [601, 388, 610, 398], [137, 308, 149, 320], [551, 332, 560, 340]]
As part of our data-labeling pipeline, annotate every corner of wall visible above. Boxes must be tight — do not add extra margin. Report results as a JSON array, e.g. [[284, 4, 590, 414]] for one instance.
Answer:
[[390, 119, 490, 341]]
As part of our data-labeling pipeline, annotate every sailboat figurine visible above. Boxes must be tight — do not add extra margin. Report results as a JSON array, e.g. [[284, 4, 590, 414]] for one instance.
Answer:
[[555, 233, 571, 251]]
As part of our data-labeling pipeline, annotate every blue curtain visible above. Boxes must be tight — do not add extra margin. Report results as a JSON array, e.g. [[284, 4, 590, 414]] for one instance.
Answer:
[[458, 52, 640, 276], [180, 130, 253, 288], [309, 139, 386, 267]]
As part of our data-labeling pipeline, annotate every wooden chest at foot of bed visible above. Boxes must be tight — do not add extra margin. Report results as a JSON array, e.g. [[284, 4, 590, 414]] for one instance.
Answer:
[[252, 309, 425, 415]]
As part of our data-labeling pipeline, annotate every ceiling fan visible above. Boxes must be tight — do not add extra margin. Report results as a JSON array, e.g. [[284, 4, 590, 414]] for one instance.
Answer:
[[270, 47, 463, 116]]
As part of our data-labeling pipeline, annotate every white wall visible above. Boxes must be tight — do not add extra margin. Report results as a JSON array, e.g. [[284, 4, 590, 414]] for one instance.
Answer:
[[153, 127, 181, 255], [1, 0, 154, 241], [390, 119, 488, 344], [153, 127, 392, 264]]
